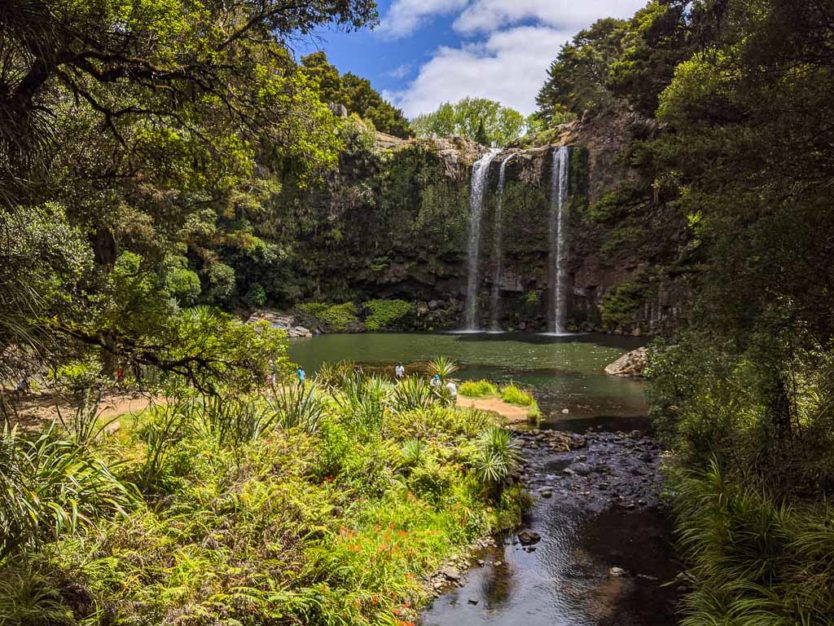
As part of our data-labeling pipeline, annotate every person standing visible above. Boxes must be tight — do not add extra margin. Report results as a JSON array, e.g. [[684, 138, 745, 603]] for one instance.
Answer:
[[395, 362, 405, 380], [296, 366, 306, 387], [445, 380, 458, 407]]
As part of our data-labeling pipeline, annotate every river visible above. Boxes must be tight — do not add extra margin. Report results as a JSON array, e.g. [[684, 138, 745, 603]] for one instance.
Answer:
[[289, 333, 680, 625]]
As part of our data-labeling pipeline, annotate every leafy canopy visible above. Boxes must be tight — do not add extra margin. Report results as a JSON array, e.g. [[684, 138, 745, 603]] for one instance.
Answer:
[[411, 98, 530, 147]]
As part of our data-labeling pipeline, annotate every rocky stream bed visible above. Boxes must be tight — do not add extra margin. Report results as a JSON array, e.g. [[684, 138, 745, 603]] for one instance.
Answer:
[[422, 424, 682, 625]]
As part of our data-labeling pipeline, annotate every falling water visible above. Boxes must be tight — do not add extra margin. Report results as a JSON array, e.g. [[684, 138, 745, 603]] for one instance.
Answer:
[[548, 146, 570, 334], [463, 148, 501, 330], [489, 155, 512, 331]]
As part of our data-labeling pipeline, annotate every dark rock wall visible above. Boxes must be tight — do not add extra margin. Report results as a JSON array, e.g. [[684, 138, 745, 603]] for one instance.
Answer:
[[288, 118, 687, 334]]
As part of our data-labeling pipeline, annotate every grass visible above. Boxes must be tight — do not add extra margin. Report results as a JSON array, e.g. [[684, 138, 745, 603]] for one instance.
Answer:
[[500, 385, 535, 407], [459, 380, 498, 398], [500, 384, 541, 421], [672, 461, 834, 626], [0, 367, 529, 625]]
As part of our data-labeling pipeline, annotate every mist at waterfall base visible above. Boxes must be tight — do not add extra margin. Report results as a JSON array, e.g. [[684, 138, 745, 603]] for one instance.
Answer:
[[459, 146, 576, 336]]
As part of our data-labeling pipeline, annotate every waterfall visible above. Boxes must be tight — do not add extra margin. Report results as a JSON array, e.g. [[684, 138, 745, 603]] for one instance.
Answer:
[[489, 155, 512, 331], [548, 146, 570, 334], [463, 148, 501, 330]]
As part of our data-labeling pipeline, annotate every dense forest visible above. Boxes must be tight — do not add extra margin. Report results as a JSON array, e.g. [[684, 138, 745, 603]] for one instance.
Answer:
[[536, 0, 834, 622], [2, 0, 834, 624]]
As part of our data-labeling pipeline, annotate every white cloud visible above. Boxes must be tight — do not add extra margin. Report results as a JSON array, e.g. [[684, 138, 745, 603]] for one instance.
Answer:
[[381, 0, 649, 115], [391, 26, 570, 117], [387, 63, 414, 79], [377, 0, 468, 39], [453, 0, 648, 35]]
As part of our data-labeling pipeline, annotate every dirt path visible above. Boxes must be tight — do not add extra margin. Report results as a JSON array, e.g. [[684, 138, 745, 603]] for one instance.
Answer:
[[456, 396, 531, 423], [5, 391, 159, 429]]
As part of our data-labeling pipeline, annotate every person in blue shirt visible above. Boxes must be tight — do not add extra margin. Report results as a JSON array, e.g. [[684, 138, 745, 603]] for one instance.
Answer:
[[296, 367, 306, 387]]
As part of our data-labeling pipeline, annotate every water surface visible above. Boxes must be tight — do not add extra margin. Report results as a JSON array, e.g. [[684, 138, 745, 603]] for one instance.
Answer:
[[289, 332, 647, 422]]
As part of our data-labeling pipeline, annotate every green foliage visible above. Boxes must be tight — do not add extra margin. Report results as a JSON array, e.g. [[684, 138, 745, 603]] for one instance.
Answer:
[[0, 204, 92, 381], [428, 356, 459, 381], [0, 365, 531, 625], [459, 380, 498, 398], [363, 299, 414, 331], [672, 462, 834, 625], [472, 426, 520, 498], [160, 255, 201, 306], [269, 383, 327, 434], [537, 18, 630, 120], [392, 377, 437, 412], [0, 424, 136, 560], [301, 52, 413, 139], [298, 301, 359, 332], [500, 385, 535, 407], [601, 282, 645, 329], [400, 439, 430, 468], [411, 98, 529, 146]]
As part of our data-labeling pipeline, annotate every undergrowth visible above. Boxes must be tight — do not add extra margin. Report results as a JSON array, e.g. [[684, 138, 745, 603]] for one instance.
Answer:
[[0, 368, 527, 626]]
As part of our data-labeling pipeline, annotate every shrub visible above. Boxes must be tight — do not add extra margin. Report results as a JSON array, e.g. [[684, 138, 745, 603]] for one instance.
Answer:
[[428, 356, 459, 381], [392, 376, 435, 412], [472, 426, 520, 499], [459, 380, 497, 398], [500, 384, 535, 407], [298, 302, 359, 332], [364, 299, 413, 331], [601, 281, 645, 329]]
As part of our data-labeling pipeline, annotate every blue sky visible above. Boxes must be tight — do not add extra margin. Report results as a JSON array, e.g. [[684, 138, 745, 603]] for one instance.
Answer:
[[294, 0, 648, 118]]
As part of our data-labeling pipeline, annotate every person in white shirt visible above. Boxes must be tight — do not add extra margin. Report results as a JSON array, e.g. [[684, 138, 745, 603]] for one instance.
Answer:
[[445, 380, 458, 402], [395, 363, 405, 379]]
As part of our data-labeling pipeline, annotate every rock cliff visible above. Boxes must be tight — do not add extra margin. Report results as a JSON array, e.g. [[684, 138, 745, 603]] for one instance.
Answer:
[[279, 116, 687, 334]]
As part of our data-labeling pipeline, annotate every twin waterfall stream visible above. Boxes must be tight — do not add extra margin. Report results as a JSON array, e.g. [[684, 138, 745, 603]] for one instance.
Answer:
[[463, 146, 571, 333]]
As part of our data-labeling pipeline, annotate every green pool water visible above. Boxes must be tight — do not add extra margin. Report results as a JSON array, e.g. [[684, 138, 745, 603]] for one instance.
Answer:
[[288, 333, 648, 423]]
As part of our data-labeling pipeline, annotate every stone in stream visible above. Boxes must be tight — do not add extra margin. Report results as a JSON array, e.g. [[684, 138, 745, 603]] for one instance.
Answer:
[[609, 566, 627, 577], [518, 529, 541, 545], [440, 567, 461, 582], [539, 488, 554, 498], [570, 462, 592, 476]]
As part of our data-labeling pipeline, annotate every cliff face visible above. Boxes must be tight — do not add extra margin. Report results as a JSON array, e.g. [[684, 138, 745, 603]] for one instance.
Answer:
[[282, 118, 687, 334]]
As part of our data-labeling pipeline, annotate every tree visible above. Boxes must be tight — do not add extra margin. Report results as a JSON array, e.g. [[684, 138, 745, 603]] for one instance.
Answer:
[[0, 0, 377, 205], [410, 98, 527, 146], [536, 18, 629, 120], [0, 0, 378, 386], [300, 52, 413, 138]]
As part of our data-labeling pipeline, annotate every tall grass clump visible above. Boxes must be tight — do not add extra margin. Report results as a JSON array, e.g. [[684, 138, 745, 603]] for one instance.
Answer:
[[0, 424, 135, 559], [673, 461, 834, 625], [334, 375, 390, 432], [428, 356, 459, 381], [459, 380, 497, 398], [472, 425, 520, 499], [198, 394, 277, 445], [392, 376, 436, 411], [269, 383, 326, 433]]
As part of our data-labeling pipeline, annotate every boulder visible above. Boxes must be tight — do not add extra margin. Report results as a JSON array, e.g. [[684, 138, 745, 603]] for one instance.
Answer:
[[604, 347, 648, 378], [247, 310, 313, 338], [439, 566, 461, 582], [518, 529, 541, 545]]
